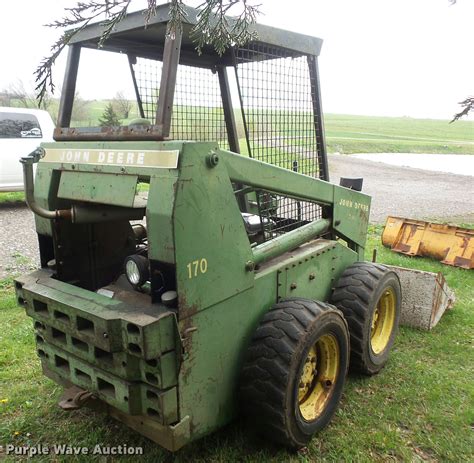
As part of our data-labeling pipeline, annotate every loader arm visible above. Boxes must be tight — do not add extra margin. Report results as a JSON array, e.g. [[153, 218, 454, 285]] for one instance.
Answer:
[[220, 149, 371, 257]]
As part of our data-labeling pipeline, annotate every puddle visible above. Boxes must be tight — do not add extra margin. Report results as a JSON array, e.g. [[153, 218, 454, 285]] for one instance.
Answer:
[[351, 153, 474, 176]]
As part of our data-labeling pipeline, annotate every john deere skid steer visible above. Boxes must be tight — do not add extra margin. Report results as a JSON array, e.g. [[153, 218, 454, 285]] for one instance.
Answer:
[[15, 3, 401, 450]]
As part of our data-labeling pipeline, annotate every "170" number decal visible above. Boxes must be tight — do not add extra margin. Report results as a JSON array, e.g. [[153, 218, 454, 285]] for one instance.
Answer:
[[187, 258, 208, 279]]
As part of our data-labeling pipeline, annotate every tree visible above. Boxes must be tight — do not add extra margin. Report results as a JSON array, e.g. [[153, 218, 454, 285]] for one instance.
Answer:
[[35, 1, 260, 105], [98, 103, 121, 127], [113, 91, 133, 119], [70, 92, 91, 123], [6, 80, 53, 111]]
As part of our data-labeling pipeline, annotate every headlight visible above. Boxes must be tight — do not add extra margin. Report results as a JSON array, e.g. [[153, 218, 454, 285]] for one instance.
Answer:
[[124, 255, 149, 287]]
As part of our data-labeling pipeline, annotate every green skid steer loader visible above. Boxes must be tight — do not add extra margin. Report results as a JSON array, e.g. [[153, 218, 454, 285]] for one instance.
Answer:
[[15, 3, 401, 451]]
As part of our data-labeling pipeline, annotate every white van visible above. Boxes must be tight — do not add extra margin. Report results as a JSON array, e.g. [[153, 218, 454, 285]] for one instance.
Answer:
[[0, 107, 55, 191]]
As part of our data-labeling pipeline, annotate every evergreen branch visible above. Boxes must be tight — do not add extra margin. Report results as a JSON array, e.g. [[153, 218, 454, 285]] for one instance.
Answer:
[[167, 0, 187, 37], [191, 0, 259, 55], [144, 0, 157, 24], [35, 0, 133, 105], [35, 1, 260, 105]]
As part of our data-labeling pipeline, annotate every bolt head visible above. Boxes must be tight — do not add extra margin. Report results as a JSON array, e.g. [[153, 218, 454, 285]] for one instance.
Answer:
[[245, 260, 255, 271], [207, 152, 219, 167]]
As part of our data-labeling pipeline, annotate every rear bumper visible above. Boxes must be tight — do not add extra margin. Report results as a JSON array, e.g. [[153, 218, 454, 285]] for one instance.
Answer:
[[15, 269, 188, 451]]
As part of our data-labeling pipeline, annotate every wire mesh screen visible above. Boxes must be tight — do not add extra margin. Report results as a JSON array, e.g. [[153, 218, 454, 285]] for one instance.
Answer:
[[255, 191, 322, 242], [233, 44, 323, 179], [171, 65, 229, 148], [131, 58, 228, 147], [242, 190, 322, 244], [133, 57, 162, 120]]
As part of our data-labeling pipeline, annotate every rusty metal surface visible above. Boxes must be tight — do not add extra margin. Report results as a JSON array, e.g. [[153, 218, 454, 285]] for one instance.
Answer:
[[382, 216, 474, 269], [58, 385, 95, 410], [54, 125, 165, 141]]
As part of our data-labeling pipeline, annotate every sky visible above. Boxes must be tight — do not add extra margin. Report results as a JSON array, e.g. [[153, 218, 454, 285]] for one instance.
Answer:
[[0, 0, 473, 120]]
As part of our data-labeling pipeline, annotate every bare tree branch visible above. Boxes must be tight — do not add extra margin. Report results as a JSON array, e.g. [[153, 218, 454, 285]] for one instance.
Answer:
[[113, 91, 133, 118]]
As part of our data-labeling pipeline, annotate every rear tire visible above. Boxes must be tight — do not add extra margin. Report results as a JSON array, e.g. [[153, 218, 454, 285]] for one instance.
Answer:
[[331, 262, 401, 375], [240, 298, 349, 449]]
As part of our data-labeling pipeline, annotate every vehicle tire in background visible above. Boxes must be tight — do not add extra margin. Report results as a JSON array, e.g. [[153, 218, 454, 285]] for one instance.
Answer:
[[331, 262, 401, 375], [240, 298, 349, 449]]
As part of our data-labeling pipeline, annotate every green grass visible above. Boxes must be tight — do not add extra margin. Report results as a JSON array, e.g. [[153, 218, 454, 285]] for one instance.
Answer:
[[1, 227, 472, 461], [324, 114, 474, 155], [0, 192, 24, 204]]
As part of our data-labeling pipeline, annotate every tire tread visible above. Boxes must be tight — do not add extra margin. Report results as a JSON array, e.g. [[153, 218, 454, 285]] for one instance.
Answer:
[[331, 262, 399, 374], [240, 298, 343, 448]]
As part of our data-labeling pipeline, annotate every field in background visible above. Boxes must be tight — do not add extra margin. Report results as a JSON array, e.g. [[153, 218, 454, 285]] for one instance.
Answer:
[[0, 227, 472, 462], [324, 114, 474, 155], [6, 95, 469, 155], [76, 100, 474, 154]]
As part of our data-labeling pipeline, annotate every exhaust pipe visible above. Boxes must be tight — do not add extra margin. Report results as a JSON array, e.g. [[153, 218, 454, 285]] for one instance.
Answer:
[[21, 147, 72, 220], [21, 147, 145, 223]]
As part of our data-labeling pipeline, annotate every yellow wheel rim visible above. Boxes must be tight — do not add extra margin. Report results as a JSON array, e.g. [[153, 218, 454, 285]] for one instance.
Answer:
[[370, 287, 396, 354], [298, 334, 339, 421]]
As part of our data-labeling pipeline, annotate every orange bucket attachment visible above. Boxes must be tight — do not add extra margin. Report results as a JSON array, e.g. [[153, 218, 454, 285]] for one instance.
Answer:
[[382, 216, 473, 269]]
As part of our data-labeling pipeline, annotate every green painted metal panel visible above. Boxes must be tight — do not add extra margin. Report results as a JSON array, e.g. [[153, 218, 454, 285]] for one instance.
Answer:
[[333, 186, 371, 248], [174, 143, 254, 316], [34, 165, 56, 236], [177, 277, 276, 440], [58, 171, 139, 207], [221, 148, 335, 205], [147, 174, 178, 264], [276, 241, 357, 301]]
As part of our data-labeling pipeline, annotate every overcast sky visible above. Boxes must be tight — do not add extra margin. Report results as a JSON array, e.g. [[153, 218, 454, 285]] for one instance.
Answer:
[[0, 0, 473, 120]]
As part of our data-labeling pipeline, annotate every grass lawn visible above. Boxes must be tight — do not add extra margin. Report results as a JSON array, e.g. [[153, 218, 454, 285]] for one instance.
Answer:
[[0, 192, 24, 205], [0, 226, 472, 462], [324, 114, 474, 155]]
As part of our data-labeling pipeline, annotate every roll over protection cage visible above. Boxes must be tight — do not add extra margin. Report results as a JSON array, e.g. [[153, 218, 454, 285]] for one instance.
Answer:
[[55, 3, 329, 182]]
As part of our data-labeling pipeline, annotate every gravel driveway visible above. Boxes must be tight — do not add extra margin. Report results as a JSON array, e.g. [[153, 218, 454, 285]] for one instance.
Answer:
[[1, 154, 473, 279], [329, 154, 474, 223]]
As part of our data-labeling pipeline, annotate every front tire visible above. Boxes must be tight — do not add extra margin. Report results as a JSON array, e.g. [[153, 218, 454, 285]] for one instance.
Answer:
[[331, 262, 401, 375], [240, 299, 349, 449]]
